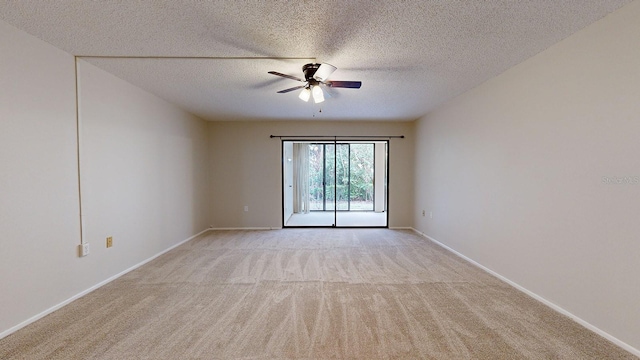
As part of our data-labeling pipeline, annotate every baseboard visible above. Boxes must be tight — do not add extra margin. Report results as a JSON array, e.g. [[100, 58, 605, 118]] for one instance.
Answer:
[[209, 227, 281, 230], [0, 228, 212, 340], [410, 228, 640, 357], [389, 226, 413, 230]]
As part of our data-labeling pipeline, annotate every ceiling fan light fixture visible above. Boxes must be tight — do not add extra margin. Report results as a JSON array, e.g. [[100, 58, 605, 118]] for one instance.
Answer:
[[312, 85, 325, 103], [299, 87, 311, 102], [269, 63, 360, 104]]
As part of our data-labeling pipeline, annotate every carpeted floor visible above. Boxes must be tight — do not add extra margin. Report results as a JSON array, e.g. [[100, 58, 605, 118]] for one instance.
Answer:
[[0, 229, 635, 359]]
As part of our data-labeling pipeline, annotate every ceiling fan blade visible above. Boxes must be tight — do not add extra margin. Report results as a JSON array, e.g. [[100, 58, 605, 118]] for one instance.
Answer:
[[277, 85, 306, 94], [313, 63, 337, 82], [325, 81, 362, 89], [322, 87, 334, 99], [268, 71, 304, 82]]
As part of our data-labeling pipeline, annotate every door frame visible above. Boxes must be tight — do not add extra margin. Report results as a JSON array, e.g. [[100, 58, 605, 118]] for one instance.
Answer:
[[281, 138, 389, 228]]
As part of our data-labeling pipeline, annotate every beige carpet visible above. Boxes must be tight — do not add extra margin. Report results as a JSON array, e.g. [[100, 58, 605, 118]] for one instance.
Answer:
[[0, 229, 635, 359]]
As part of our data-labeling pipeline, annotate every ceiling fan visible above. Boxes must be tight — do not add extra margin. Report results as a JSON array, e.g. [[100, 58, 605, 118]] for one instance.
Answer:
[[268, 63, 362, 103]]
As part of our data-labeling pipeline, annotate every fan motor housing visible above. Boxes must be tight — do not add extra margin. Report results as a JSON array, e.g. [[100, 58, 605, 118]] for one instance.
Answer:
[[302, 63, 321, 83]]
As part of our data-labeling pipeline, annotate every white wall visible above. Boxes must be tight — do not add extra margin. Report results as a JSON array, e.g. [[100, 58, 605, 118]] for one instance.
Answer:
[[0, 21, 210, 337], [1, 20, 81, 336], [414, 1, 640, 352], [208, 121, 414, 229], [78, 59, 210, 281]]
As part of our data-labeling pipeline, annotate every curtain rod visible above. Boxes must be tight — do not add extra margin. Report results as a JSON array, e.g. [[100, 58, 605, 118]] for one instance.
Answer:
[[270, 135, 404, 139]]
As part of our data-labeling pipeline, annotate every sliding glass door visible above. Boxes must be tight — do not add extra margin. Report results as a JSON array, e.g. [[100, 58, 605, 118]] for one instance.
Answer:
[[282, 140, 388, 228]]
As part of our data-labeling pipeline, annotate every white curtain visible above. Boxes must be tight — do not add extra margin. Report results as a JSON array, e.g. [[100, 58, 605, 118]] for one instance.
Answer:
[[292, 143, 310, 214]]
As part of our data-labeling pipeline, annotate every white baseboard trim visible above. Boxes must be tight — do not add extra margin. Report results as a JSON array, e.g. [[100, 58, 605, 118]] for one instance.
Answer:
[[209, 227, 281, 230], [410, 228, 640, 357], [389, 226, 413, 230], [0, 228, 212, 340]]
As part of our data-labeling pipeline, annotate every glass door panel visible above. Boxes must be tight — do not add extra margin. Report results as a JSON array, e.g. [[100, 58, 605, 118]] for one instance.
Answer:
[[348, 144, 374, 211], [283, 141, 335, 227], [336, 141, 387, 227], [308, 144, 324, 211], [335, 144, 350, 211], [324, 144, 336, 211]]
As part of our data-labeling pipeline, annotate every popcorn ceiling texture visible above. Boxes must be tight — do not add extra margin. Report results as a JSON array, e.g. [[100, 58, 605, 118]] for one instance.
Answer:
[[0, 0, 631, 121]]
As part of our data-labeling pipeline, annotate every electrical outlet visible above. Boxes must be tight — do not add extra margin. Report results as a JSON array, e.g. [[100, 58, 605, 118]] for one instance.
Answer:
[[244, 206, 249, 212], [79, 243, 90, 257], [106, 236, 113, 248], [429, 211, 433, 219]]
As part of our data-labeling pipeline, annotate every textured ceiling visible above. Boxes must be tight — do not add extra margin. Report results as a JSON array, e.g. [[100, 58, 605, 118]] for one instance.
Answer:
[[0, 0, 631, 121]]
